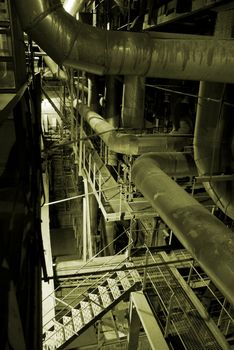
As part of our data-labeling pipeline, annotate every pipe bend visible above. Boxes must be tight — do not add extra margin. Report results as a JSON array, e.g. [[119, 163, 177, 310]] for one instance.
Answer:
[[194, 82, 234, 219], [79, 105, 193, 155], [15, 0, 234, 80]]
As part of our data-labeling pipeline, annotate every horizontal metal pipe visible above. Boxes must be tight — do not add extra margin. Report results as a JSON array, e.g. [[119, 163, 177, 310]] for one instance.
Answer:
[[132, 153, 234, 306], [15, 0, 234, 82], [79, 104, 193, 155]]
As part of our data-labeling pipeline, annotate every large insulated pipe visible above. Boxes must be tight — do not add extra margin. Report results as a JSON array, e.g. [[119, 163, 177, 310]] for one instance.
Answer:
[[15, 0, 234, 82], [121, 76, 145, 129], [79, 104, 192, 155], [194, 10, 234, 219], [42, 0, 89, 80], [132, 155, 234, 306], [132, 153, 234, 307]]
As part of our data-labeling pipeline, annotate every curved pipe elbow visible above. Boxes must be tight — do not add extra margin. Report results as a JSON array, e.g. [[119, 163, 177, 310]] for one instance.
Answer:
[[194, 82, 234, 219], [79, 105, 193, 155], [15, 0, 234, 81]]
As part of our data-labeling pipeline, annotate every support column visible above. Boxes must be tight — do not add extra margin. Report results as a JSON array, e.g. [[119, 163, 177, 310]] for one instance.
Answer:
[[130, 291, 170, 350], [127, 298, 141, 350], [194, 9, 234, 219]]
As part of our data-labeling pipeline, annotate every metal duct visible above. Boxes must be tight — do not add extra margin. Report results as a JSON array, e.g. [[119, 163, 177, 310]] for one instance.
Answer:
[[79, 104, 192, 155], [132, 153, 234, 307], [15, 0, 234, 82]]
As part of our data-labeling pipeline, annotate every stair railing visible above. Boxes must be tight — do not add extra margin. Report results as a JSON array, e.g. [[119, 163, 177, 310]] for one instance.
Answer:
[[43, 242, 142, 346], [43, 229, 134, 329], [44, 242, 133, 330]]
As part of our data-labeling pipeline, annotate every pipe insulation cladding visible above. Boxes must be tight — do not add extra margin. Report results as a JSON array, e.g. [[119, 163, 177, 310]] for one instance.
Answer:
[[132, 153, 234, 307], [15, 0, 234, 82]]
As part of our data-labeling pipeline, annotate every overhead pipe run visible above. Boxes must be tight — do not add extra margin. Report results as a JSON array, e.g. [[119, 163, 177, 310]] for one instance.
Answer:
[[132, 153, 234, 307], [79, 104, 193, 155], [15, 0, 234, 82]]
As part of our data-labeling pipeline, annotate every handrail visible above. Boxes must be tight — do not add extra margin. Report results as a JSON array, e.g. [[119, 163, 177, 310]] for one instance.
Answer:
[[44, 264, 140, 345], [43, 234, 133, 328], [82, 140, 124, 219], [54, 253, 132, 323], [188, 264, 234, 325], [43, 228, 129, 303]]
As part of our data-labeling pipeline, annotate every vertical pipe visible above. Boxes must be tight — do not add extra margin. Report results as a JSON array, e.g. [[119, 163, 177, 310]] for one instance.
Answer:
[[105, 76, 120, 166], [121, 76, 145, 129], [105, 76, 120, 128], [87, 74, 99, 111], [82, 197, 87, 262], [84, 178, 92, 258]]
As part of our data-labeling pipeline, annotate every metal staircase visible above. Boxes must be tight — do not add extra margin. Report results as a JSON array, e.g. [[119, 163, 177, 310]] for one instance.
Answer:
[[43, 264, 141, 350], [42, 244, 233, 350]]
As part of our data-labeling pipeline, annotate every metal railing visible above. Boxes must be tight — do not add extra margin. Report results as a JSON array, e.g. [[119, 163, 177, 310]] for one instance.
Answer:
[[142, 246, 232, 349], [82, 140, 124, 221], [43, 242, 142, 346], [42, 229, 134, 329]]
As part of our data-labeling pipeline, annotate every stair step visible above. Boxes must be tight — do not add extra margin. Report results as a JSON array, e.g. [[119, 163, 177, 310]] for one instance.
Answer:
[[117, 271, 132, 290], [125, 262, 142, 282], [44, 330, 56, 348], [107, 278, 121, 299], [98, 286, 112, 307], [54, 323, 65, 348], [89, 293, 103, 316], [71, 309, 83, 332], [63, 315, 74, 340], [80, 301, 93, 324]]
